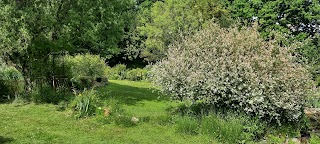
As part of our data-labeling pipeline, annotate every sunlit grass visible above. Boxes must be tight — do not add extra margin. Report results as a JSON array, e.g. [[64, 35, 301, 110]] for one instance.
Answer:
[[0, 80, 216, 144]]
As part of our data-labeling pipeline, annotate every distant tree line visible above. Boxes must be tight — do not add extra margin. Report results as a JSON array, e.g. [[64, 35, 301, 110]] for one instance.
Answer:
[[0, 0, 319, 75]]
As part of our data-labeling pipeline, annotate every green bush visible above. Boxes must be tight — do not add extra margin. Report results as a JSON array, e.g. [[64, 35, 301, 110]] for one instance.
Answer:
[[105, 64, 150, 81], [62, 53, 107, 89], [151, 22, 314, 124], [106, 64, 127, 80], [71, 89, 101, 118], [0, 64, 24, 102], [126, 68, 148, 81]]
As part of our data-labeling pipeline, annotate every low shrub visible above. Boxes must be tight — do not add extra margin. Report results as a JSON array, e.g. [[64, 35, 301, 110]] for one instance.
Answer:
[[71, 89, 101, 118], [105, 64, 150, 81], [151, 22, 314, 124], [126, 68, 148, 81], [106, 64, 127, 80], [0, 64, 24, 102], [62, 53, 107, 89]]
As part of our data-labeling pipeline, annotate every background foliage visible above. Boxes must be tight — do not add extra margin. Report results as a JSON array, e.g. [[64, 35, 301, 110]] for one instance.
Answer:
[[135, 0, 232, 61], [226, 0, 320, 83]]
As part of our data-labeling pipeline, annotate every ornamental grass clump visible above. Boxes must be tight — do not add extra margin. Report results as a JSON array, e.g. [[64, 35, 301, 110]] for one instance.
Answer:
[[71, 89, 100, 118], [151, 22, 314, 124]]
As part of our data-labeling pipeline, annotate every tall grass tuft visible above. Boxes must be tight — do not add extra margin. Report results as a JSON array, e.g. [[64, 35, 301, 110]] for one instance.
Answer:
[[200, 112, 266, 143], [175, 116, 199, 135], [201, 114, 243, 143], [71, 89, 100, 118]]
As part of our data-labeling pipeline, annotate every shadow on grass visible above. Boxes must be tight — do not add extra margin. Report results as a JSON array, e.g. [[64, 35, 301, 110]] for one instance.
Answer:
[[97, 82, 168, 105], [0, 100, 10, 104], [0, 136, 14, 143]]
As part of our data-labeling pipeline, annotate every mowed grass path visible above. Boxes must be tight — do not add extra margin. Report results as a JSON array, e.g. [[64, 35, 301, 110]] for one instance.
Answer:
[[0, 80, 215, 144]]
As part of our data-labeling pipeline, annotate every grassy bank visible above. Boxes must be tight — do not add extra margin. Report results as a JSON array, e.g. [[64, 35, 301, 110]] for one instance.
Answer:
[[0, 80, 215, 144], [2, 80, 319, 143]]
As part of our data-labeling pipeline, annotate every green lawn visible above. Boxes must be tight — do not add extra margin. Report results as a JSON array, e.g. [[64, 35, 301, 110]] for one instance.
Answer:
[[0, 80, 216, 144]]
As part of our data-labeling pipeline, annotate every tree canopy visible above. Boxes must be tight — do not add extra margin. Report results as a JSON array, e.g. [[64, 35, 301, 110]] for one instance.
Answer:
[[135, 0, 231, 61], [0, 0, 135, 59], [227, 0, 320, 65], [0, 0, 319, 71]]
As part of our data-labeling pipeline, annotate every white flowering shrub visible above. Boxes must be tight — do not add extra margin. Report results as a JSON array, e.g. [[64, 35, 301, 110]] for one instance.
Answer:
[[151, 23, 314, 124]]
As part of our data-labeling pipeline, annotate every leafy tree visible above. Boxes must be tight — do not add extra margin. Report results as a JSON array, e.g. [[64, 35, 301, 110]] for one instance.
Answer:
[[0, 0, 135, 65], [227, 0, 320, 65], [1, 0, 136, 58], [136, 0, 232, 61], [0, 0, 136, 89], [0, 1, 30, 57]]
